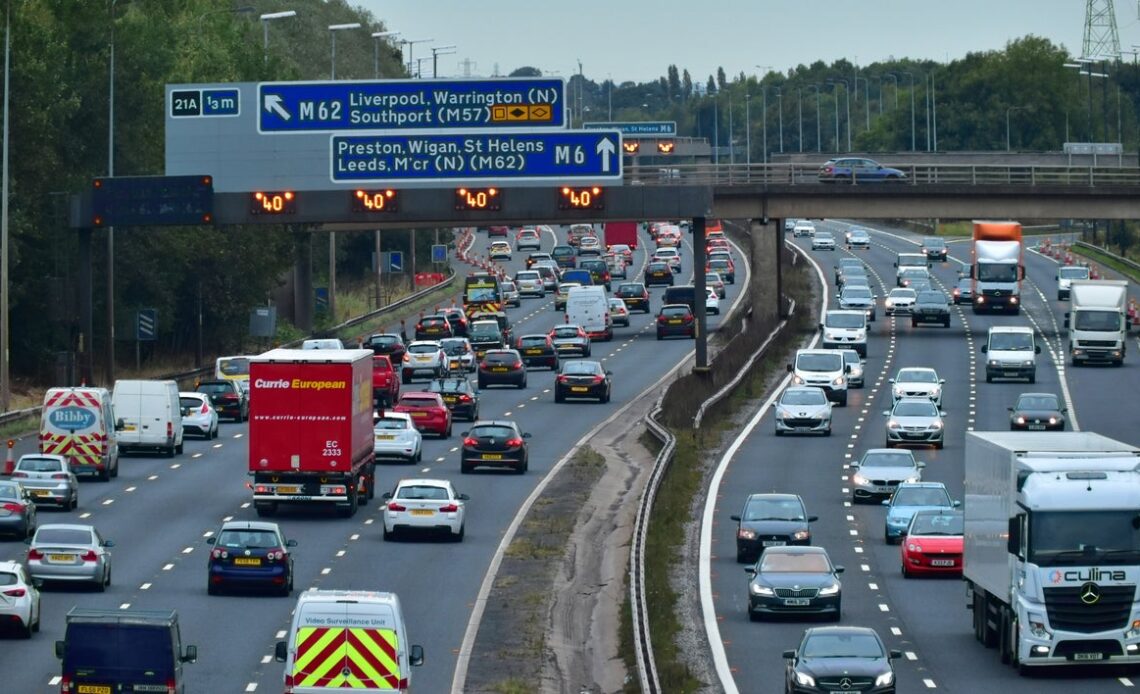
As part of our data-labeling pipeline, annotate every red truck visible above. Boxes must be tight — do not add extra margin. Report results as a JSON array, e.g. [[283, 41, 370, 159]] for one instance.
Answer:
[[604, 221, 639, 250], [372, 354, 400, 407], [248, 349, 375, 518]]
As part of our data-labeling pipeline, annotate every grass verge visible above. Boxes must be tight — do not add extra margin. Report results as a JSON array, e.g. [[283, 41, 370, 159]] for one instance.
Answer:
[[1070, 245, 1140, 284]]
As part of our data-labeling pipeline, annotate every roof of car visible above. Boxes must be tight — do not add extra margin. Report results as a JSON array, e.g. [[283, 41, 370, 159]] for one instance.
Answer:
[[745, 492, 804, 502], [802, 625, 882, 638], [35, 523, 96, 532], [408, 340, 443, 347], [395, 478, 452, 488]]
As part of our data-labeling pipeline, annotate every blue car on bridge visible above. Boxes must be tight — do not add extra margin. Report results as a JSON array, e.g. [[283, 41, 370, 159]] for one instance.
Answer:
[[819, 157, 908, 183]]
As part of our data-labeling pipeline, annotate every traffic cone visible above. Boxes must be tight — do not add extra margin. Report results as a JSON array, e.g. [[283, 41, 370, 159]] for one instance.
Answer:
[[3, 440, 14, 476]]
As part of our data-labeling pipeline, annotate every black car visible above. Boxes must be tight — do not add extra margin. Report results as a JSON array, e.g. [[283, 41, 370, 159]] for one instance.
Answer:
[[460, 420, 531, 474], [467, 319, 506, 359], [415, 314, 453, 340], [195, 380, 248, 422], [441, 307, 469, 337], [515, 334, 560, 370], [911, 290, 951, 328], [554, 360, 612, 403], [477, 349, 528, 389], [206, 520, 296, 596], [578, 259, 612, 290], [656, 304, 696, 340], [921, 236, 949, 262], [469, 311, 513, 345], [745, 546, 843, 621], [551, 244, 577, 269], [784, 626, 900, 693], [615, 282, 651, 313], [644, 261, 674, 287], [366, 333, 407, 363], [427, 378, 480, 421], [731, 493, 817, 563], [1009, 392, 1067, 431]]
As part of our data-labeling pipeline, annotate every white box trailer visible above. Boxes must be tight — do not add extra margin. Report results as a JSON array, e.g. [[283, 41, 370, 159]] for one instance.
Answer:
[[964, 431, 1140, 673], [1066, 279, 1128, 366]]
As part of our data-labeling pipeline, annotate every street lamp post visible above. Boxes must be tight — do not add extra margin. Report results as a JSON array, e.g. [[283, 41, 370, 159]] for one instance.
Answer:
[[328, 22, 361, 80], [431, 45, 456, 78], [902, 72, 917, 151], [829, 83, 840, 152], [745, 93, 751, 168], [885, 73, 899, 110], [828, 78, 851, 151], [372, 31, 398, 78], [260, 10, 296, 65], [728, 94, 734, 165], [0, 2, 9, 406], [797, 88, 803, 153], [400, 38, 433, 76], [854, 75, 869, 130], [776, 88, 784, 153], [871, 75, 883, 116], [106, 0, 120, 383], [761, 87, 767, 165], [1006, 106, 1026, 151], [327, 22, 362, 324]]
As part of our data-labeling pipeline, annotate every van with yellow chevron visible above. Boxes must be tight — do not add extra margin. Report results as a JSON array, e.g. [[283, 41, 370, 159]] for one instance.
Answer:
[[275, 590, 424, 692]]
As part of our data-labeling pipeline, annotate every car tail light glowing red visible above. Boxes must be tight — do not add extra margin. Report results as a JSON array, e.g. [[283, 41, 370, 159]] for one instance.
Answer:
[[512, 361, 523, 369], [80, 550, 98, 562], [557, 375, 569, 383], [463, 437, 478, 447], [222, 393, 238, 401], [27, 549, 43, 560], [52, 473, 70, 480], [683, 315, 694, 323], [200, 403, 210, 414], [269, 549, 285, 561], [167, 421, 173, 438], [439, 503, 459, 513], [387, 502, 407, 512], [3, 587, 25, 597], [506, 438, 523, 447], [592, 376, 605, 384], [60, 674, 73, 693], [657, 316, 667, 323], [2, 502, 23, 513], [11, 471, 27, 478], [459, 394, 472, 402]]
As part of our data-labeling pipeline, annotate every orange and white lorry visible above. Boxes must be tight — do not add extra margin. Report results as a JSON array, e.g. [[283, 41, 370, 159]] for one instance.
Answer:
[[970, 221, 1025, 314], [248, 349, 375, 518]]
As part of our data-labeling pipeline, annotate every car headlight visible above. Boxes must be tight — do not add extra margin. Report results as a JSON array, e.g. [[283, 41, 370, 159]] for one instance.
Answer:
[[885, 299, 894, 307], [819, 583, 840, 596], [738, 529, 757, 540], [793, 530, 811, 541], [905, 475, 920, 483], [1028, 612, 1051, 639], [832, 376, 846, 386], [794, 671, 815, 687], [1048, 417, 1058, 425], [792, 375, 805, 385], [849, 366, 863, 377], [988, 359, 999, 367], [888, 420, 900, 430], [852, 473, 869, 485], [824, 332, 837, 340], [888, 515, 908, 526], [855, 331, 866, 340], [892, 388, 903, 399], [930, 421, 943, 430], [906, 542, 923, 552], [875, 671, 895, 687], [750, 583, 775, 596], [1023, 360, 1034, 366], [1015, 416, 1026, 424], [930, 387, 941, 398]]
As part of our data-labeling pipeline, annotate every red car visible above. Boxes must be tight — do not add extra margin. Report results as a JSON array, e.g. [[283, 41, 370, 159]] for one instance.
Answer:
[[371, 355, 400, 408], [488, 226, 509, 237], [706, 239, 730, 254], [392, 392, 452, 438], [900, 509, 963, 578]]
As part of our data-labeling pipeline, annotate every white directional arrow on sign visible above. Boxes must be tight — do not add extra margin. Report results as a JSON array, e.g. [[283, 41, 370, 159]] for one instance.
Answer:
[[264, 94, 291, 121], [596, 137, 616, 172]]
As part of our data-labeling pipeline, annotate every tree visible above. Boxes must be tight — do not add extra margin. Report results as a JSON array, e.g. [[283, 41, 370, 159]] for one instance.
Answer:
[[682, 69, 693, 99], [667, 64, 681, 98], [509, 66, 542, 77], [706, 75, 717, 95], [717, 66, 727, 91]]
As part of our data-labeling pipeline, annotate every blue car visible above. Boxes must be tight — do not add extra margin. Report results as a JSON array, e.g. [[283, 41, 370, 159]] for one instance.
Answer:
[[882, 482, 959, 544], [206, 520, 296, 596], [818, 157, 908, 183]]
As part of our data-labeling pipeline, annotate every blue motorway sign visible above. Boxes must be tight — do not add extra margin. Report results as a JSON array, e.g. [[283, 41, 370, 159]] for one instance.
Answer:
[[330, 130, 622, 184], [431, 244, 448, 263], [259, 78, 566, 133], [583, 121, 677, 137], [136, 309, 157, 342], [388, 251, 404, 273]]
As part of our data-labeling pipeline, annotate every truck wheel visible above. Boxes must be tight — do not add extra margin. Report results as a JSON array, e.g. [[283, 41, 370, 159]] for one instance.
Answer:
[[981, 596, 1000, 648], [255, 502, 277, 518], [460, 462, 472, 474], [166, 444, 176, 458], [1027, 373, 1036, 384], [999, 609, 1012, 664], [339, 490, 357, 518], [837, 393, 848, 407], [176, 441, 184, 455]]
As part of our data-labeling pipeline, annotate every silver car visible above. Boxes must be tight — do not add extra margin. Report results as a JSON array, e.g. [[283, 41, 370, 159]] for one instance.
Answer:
[[500, 281, 521, 308], [440, 338, 477, 373], [811, 231, 836, 251], [179, 392, 219, 439], [884, 397, 946, 449], [850, 448, 924, 503], [373, 412, 423, 463], [514, 270, 545, 297], [401, 341, 450, 383], [846, 228, 872, 249], [382, 478, 469, 541], [890, 367, 944, 407], [884, 288, 916, 315], [0, 480, 37, 539], [26, 523, 113, 590], [774, 386, 833, 436], [13, 454, 78, 510], [838, 285, 877, 321], [840, 349, 864, 388]]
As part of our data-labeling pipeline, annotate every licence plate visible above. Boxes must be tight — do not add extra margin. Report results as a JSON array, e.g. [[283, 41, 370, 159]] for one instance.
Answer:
[[48, 554, 74, 562], [449, 360, 461, 368], [762, 540, 786, 547], [233, 557, 261, 566], [410, 509, 434, 517], [1004, 371, 1019, 376], [571, 386, 589, 392], [668, 319, 682, 325], [931, 559, 956, 567], [492, 367, 508, 372], [783, 598, 811, 606], [443, 396, 457, 404], [526, 348, 542, 355], [122, 424, 136, 431], [1028, 424, 1046, 430], [276, 486, 300, 494], [375, 435, 395, 441], [482, 453, 502, 460], [31, 489, 50, 496], [78, 686, 112, 694], [411, 412, 426, 418], [1072, 652, 1104, 661]]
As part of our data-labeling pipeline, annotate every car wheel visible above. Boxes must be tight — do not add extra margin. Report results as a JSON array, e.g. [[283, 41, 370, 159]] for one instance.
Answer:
[[830, 601, 842, 622], [166, 444, 176, 458], [382, 526, 393, 541], [517, 378, 526, 390], [443, 423, 452, 439], [176, 441, 184, 455], [935, 440, 944, 450], [477, 377, 486, 389], [1028, 373, 1036, 384], [902, 564, 911, 579], [837, 394, 847, 407], [748, 610, 762, 622], [454, 524, 465, 543], [95, 569, 107, 592], [555, 390, 564, 403], [460, 462, 472, 474], [70, 493, 78, 511], [656, 332, 663, 341]]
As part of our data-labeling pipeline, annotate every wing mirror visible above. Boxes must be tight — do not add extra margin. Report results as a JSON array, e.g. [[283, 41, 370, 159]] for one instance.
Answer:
[[522, 432, 532, 439], [782, 649, 797, 660], [953, 500, 962, 507], [103, 540, 114, 548], [889, 649, 903, 660], [410, 644, 425, 667], [206, 537, 216, 545], [274, 641, 288, 663], [980, 345, 988, 353], [917, 462, 927, 468], [182, 645, 198, 664], [744, 567, 757, 576], [730, 514, 741, 521], [881, 499, 891, 506], [1035, 345, 1041, 354], [835, 565, 845, 574], [286, 539, 298, 548], [458, 493, 471, 501]]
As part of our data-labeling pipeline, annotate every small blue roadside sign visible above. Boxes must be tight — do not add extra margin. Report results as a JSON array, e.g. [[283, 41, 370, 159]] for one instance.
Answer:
[[330, 130, 622, 184], [388, 251, 404, 273], [431, 244, 448, 263], [258, 78, 566, 133], [136, 309, 157, 341], [583, 121, 677, 137]]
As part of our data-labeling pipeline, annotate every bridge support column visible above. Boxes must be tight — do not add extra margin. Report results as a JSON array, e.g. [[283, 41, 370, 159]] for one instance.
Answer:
[[293, 228, 313, 334], [749, 218, 780, 327]]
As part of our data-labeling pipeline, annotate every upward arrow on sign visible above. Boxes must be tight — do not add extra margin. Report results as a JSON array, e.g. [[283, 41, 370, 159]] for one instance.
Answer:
[[264, 94, 290, 121], [596, 137, 616, 172]]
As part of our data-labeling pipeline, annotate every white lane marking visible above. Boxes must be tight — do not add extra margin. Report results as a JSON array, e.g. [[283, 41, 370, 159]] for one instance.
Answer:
[[223, 516, 233, 522], [879, 603, 890, 612], [364, 519, 374, 525], [854, 547, 864, 553], [276, 630, 287, 639], [140, 583, 151, 590], [182, 547, 194, 554], [245, 684, 258, 692], [261, 655, 272, 664], [125, 486, 136, 492], [923, 679, 937, 688], [119, 603, 130, 609], [421, 468, 431, 473], [203, 531, 214, 538], [79, 512, 91, 519], [102, 499, 114, 506], [350, 534, 360, 541], [906, 651, 918, 660], [891, 627, 902, 636], [240, 502, 250, 509], [320, 567, 331, 575], [147, 475, 158, 481], [449, 447, 459, 452], [861, 564, 871, 572], [848, 529, 858, 536], [1120, 677, 1134, 687], [336, 550, 346, 557], [163, 563, 174, 571], [213, 443, 224, 449], [171, 463, 181, 469], [192, 453, 203, 459], [49, 677, 61, 686], [868, 582, 878, 590]]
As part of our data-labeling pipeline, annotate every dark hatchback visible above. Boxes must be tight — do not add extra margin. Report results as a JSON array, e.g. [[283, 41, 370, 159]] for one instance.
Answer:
[[477, 349, 528, 389], [911, 290, 951, 328], [195, 380, 247, 422], [427, 378, 480, 421], [441, 307, 469, 337], [578, 259, 612, 290], [1009, 392, 1067, 431], [921, 236, 949, 262], [460, 420, 531, 474], [468, 320, 506, 359], [656, 304, 696, 340], [615, 282, 651, 312], [415, 314, 454, 340], [745, 546, 843, 621], [644, 261, 674, 287], [731, 493, 817, 563], [366, 333, 407, 363], [784, 626, 900, 693], [515, 334, 560, 370], [551, 244, 577, 269], [554, 360, 612, 403], [205, 521, 296, 596], [951, 276, 973, 305]]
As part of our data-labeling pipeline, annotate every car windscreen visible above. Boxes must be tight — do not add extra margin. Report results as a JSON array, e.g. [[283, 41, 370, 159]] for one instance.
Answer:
[[561, 361, 600, 375], [483, 353, 518, 365], [802, 633, 884, 659], [552, 327, 581, 338], [518, 336, 548, 347], [218, 357, 250, 377], [516, 272, 540, 281], [1059, 266, 1089, 279], [196, 383, 232, 395], [842, 351, 861, 365], [179, 396, 205, 410], [470, 426, 516, 439], [815, 232, 833, 240], [63, 624, 174, 676], [427, 380, 468, 393], [796, 354, 842, 372], [917, 291, 946, 304], [398, 397, 438, 409], [552, 246, 574, 256], [759, 552, 830, 573], [743, 497, 806, 521], [440, 341, 468, 355], [896, 369, 937, 383], [617, 284, 643, 295], [825, 313, 864, 328], [893, 401, 938, 417], [901, 268, 928, 278], [862, 452, 916, 468], [646, 263, 669, 271], [889, 290, 916, 300], [661, 306, 691, 317], [18, 457, 63, 472], [217, 529, 279, 548], [892, 488, 951, 507], [989, 332, 1033, 351], [909, 512, 963, 535], [35, 528, 93, 545], [0, 484, 20, 500], [923, 238, 946, 248], [1016, 395, 1060, 410], [780, 390, 826, 406], [898, 255, 927, 267], [708, 259, 730, 269], [407, 343, 439, 354], [374, 418, 410, 431], [842, 287, 872, 299], [396, 485, 450, 501], [368, 335, 399, 346]]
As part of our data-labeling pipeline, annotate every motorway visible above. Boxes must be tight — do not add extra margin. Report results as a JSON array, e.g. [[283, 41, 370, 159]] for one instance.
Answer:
[[706, 221, 1140, 693], [0, 224, 746, 692]]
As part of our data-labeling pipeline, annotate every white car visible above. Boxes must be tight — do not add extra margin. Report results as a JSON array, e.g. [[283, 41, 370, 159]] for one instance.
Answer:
[[516, 229, 542, 251], [890, 367, 945, 407], [706, 287, 721, 315], [401, 341, 450, 383], [0, 560, 40, 637], [382, 478, 468, 541], [653, 247, 682, 273], [373, 412, 423, 463], [488, 241, 512, 260], [514, 270, 545, 297], [884, 288, 917, 315], [500, 281, 521, 307], [793, 221, 816, 237], [811, 231, 836, 251], [608, 298, 631, 327], [578, 236, 603, 256], [179, 392, 219, 439], [774, 386, 833, 436]]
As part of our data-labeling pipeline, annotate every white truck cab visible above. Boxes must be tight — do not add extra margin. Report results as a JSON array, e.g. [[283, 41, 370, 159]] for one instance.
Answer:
[[981, 326, 1039, 383]]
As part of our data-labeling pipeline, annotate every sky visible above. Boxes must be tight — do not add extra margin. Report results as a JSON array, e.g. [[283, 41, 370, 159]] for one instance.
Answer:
[[357, 0, 1140, 83]]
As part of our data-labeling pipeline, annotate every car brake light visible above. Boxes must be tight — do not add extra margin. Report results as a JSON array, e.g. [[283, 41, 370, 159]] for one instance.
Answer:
[[439, 503, 460, 513], [268, 549, 284, 561], [557, 375, 570, 383], [60, 674, 73, 693], [387, 502, 406, 512], [2, 502, 22, 513], [166, 678, 177, 694], [403, 354, 411, 362], [513, 361, 523, 369], [80, 550, 98, 562], [683, 315, 694, 323], [657, 316, 667, 323], [459, 394, 472, 402], [506, 438, 524, 447], [167, 421, 173, 438], [463, 437, 478, 447], [222, 393, 238, 401], [2, 587, 26, 597], [27, 549, 43, 560], [11, 471, 27, 478], [52, 473, 70, 480], [200, 403, 210, 414], [592, 376, 605, 384]]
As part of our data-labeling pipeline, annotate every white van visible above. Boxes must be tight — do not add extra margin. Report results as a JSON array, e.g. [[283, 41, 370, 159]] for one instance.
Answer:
[[111, 380, 183, 456], [981, 325, 1040, 383], [821, 309, 868, 357], [566, 285, 613, 341], [302, 338, 345, 350], [275, 590, 424, 692], [40, 387, 121, 480], [788, 349, 848, 406], [894, 252, 930, 286]]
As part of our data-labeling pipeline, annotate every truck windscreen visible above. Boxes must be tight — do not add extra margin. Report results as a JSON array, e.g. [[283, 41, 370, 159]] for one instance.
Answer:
[[1029, 510, 1140, 566], [976, 264, 1019, 282], [1073, 310, 1122, 331]]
